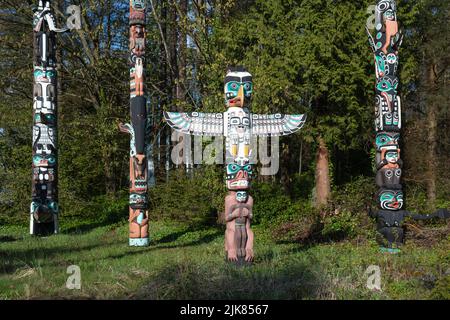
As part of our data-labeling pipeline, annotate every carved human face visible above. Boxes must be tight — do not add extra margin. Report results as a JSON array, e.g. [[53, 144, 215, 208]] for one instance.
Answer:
[[132, 0, 146, 10], [236, 191, 248, 203], [379, 189, 403, 210], [224, 71, 253, 108], [228, 109, 251, 134], [385, 148, 400, 164], [226, 162, 253, 190]]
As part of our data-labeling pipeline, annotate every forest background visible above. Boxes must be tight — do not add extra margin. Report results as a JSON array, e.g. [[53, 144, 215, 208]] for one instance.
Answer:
[[0, 0, 449, 245]]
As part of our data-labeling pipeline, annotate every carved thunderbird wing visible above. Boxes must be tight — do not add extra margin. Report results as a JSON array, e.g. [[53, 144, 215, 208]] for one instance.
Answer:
[[251, 113, 306, 136], [163, 111, 224, 136]]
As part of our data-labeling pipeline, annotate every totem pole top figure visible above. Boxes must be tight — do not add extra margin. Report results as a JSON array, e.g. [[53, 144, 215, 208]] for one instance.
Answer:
[[224, 66, 253, 109], [33, 0, 68, 33], [366, 0, 403, 132], [130, 0, 146, 25]]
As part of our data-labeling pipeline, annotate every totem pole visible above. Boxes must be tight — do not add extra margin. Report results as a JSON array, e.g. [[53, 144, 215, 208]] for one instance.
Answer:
[[31, 0, 68, 235], [366, 0, 449, 252], [164, 67, 306, 264], [119, 0, 150, 247]]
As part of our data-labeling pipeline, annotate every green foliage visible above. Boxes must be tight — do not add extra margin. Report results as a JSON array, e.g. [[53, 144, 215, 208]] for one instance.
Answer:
[[290, 172, 315, 200], [321, 210, 359, 240], [149, 166, 225, 226], [332, 175, 377, 211], [430, 275, 450, 300]]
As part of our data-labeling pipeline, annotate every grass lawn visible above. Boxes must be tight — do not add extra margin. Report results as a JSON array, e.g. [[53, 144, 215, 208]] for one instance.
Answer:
[[0, 219, 449, 300]]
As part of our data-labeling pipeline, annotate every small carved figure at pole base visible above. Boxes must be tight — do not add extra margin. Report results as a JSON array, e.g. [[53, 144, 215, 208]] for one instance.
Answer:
[[225, 191, 254, 266]]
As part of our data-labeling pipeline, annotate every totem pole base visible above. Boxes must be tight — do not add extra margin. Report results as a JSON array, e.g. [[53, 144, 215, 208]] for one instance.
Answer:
[[30, 221, 57, 236], [225, 255, 253, 267], [129, 237, 149, 247], [379, 247, 401, 254]]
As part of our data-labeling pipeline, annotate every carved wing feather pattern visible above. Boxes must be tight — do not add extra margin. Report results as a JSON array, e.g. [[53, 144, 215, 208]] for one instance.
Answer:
[[252, 114, 306, 136], [164, 111, 224, 136]]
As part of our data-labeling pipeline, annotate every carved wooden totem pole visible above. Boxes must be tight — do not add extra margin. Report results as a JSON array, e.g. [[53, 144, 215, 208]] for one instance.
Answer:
[[367, 0, 449, 252], [31, 0, 68, 235], [119, 0, 150, 246], [164, 67, 307, 264]]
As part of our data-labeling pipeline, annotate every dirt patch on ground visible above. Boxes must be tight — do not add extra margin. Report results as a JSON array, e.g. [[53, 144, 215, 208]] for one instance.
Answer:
[[405, 223, 450, 248]]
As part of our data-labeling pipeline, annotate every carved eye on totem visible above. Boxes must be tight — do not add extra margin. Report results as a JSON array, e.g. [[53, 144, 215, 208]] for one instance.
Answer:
[[393, 113, 399, 124], [395, 169, 402, 177], [229, 82, 239, 91], [380, 191, 394, 202], [47, 155, 55, 164], [377, 79, 393, 92], [377, 134, 389, 145], [230, 117, 241, 126], [378, 1, 389, 11], [48, 201, 58, 212], [242, 117, 250, 126], [227, 163, 240, 174], [387, 54, 397, 64], [243, 82, 253, 96]]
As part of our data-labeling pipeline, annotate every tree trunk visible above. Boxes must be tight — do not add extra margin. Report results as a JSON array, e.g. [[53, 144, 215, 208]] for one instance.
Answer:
[[314, 137, 331, 207], [426, 62, 438, 207], [177, 0, 187, 103]]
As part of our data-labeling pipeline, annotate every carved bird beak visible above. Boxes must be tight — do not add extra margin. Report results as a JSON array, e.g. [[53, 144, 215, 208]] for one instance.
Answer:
[[237, 85, 245, 107]]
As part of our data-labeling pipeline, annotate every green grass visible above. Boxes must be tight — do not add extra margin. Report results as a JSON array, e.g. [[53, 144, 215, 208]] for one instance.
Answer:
[[0, 219, 449, 300]]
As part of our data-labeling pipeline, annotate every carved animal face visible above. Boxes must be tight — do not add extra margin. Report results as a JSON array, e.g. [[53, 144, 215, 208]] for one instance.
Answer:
[[226, 162, 253, 190], [379, 189, 403, 210], [34, 68, 55, 83], [129, 193, 148, 209], [33, 154, 56, 167], [224, 70, 253, 108], [376, 132, 400, 149]]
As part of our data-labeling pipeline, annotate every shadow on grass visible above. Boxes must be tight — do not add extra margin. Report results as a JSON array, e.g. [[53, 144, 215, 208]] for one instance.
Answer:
[[62, 210, 126, 235], [105, 228, 224, 261], [0, 240, 123, 275], [0, 235, 18, 242], [132, 258, 327, 299]]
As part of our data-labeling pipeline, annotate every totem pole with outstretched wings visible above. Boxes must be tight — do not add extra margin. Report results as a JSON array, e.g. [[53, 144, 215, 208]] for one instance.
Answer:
[[164, 67, 306, 264]]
